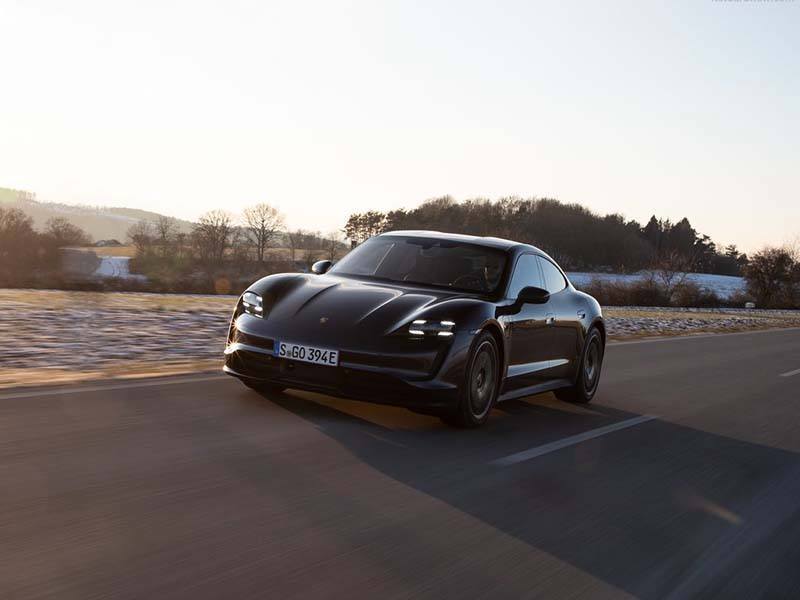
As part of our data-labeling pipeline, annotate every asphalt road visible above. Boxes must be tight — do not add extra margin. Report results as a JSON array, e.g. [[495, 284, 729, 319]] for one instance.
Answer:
[[2, 328, 800, 599]]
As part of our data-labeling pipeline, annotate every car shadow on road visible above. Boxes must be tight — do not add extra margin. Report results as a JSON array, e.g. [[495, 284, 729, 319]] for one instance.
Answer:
[[246, 388, 800, 599]]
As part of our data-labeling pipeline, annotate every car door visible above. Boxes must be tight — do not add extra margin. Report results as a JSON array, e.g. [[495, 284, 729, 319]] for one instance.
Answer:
[[537, 256, 580, 379], [502, 253, 554, 393]]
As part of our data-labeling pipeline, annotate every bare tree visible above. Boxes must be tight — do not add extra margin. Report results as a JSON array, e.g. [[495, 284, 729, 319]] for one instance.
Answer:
[[302, 245, 317, 268], [45, 217, 92, 247], [192, 210, 233, 266], [230, 226, 252, 265], [306, 231, 322, 266], [286, 229, 309, 263], [243, 203, 284, 263], [155, 216, 178, 257], [286, 229, 330, 267], [650, 249, 695, 302], [324, 230, 344, 261], [127, 221, 154, 256], [174, 232, 188, 259]]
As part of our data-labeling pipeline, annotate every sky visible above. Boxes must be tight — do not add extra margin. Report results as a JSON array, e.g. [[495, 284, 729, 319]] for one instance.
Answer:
[[1, 0, 797, 252]]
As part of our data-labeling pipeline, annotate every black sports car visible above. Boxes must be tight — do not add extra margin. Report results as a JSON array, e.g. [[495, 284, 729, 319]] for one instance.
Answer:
[[224, 231, 605, 427]]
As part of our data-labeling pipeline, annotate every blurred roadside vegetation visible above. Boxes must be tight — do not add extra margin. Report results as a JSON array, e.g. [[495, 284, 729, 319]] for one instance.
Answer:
[[126, 205, 347, 295], [0, 207, 92, 286], [2, 196, 799, 308], [0, 202, 346, 296]]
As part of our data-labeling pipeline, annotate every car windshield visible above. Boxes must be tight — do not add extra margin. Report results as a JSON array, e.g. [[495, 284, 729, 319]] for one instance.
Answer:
[[330, 236, 507, 293]]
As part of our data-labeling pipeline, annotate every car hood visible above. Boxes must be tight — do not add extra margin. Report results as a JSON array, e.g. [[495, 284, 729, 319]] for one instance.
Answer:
[[250, 274, 472, 340]]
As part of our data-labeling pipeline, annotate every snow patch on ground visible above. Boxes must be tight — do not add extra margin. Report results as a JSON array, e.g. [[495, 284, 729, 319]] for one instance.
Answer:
[[567, 272, 745, 299], [93, 256, 147, 281]]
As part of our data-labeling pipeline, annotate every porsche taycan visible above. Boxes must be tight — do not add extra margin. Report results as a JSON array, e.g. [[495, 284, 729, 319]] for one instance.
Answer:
[[224, 231, 605, 427]]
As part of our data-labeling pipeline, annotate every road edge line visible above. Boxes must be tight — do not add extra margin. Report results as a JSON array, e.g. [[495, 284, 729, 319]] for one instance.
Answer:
[[490, 415, 658, 466], [0, 373, 228, 400]]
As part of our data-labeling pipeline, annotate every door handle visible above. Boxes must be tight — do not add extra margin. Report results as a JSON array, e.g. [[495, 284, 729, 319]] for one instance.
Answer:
[[577, 310, 586, 319], [545, 314, 556, 326]]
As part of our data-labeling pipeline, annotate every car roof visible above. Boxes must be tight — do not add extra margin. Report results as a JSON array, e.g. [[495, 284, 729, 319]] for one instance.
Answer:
[[378, 230, 543, 253]]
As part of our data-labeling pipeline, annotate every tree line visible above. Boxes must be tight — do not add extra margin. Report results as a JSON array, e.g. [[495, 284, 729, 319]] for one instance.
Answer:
[[344, 196, 748, 276], [0, 207, 91, 285], [343, 196, 800, 307], [0, 202, 345, 293], [3, 197, 798, 307], [127, 204, 346, 287]]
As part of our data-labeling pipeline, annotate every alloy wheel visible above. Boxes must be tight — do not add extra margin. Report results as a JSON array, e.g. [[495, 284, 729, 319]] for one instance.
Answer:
[[469, 341, 497, 418], [583, 337, 602, 392]]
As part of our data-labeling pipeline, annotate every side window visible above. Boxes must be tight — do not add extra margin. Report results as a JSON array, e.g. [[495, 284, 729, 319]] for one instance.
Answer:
[[506, 254, 544, 298], [538, 257, 567, 294]]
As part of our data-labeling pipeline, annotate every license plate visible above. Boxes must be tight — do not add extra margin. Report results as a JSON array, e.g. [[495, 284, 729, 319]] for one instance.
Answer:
[[276, 341, 339, 367]]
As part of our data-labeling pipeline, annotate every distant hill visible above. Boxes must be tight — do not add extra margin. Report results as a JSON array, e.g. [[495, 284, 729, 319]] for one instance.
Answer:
[[0, 187, 194, 242]]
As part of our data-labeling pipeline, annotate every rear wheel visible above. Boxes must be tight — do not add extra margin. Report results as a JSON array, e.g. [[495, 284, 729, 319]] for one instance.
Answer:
[[441, 331, 500, 428], [555, 327, 603, 404], [243, 380, 286, 395]]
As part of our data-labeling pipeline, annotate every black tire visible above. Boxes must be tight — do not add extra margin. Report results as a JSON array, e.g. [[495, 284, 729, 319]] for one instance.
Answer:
[[441, 331, 500, 428], [555, 327, 604, 404], [243, 380, 286, 395]]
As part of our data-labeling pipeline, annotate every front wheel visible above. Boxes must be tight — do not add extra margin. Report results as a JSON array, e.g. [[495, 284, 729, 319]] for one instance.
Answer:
[[441, 331, 500, 428], [555, 327, 604, 404]]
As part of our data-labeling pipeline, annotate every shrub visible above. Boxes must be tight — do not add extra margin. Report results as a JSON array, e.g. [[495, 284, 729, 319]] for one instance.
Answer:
[[743, 247, 798, 308], [579, 277, 726, 307], [670, 281, 722, 308], [580, 278, 668, 307]]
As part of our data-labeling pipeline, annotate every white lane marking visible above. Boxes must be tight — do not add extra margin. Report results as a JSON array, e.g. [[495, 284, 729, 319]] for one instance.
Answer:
[[780, 368, 800, 378], [490, 415, 658, 467], [608, 326, 800, 347], [0, 374, 228, 401]]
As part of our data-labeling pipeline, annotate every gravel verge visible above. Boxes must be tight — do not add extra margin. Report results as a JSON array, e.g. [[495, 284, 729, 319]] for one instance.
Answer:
[[604, 306, 800, 339], [1, 289, 798, 389]]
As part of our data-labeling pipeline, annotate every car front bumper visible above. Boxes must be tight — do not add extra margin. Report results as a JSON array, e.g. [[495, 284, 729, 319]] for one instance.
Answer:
[[223, 315, 472, 411]]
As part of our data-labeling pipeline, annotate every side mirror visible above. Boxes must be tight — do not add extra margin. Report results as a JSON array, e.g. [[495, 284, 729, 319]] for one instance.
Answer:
[[518, 286, 550, 304], [311, 260, 333, 275]]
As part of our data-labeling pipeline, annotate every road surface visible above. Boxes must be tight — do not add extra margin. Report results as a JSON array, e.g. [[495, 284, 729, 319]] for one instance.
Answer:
[[2, 328, 800, 599]]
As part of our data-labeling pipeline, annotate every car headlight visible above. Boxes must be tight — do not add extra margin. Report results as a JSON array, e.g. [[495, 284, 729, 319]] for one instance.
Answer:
[[242, 291, 264, 317], [409, 319, 455, 338]]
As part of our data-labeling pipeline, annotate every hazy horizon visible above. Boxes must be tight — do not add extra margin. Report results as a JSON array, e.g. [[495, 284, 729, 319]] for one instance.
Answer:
[[2, 0, 798, 252]]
